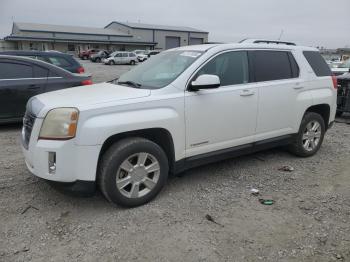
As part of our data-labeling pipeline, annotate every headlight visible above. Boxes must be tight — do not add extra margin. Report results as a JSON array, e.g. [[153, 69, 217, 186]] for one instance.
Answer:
[[39, 108, 79, 140]]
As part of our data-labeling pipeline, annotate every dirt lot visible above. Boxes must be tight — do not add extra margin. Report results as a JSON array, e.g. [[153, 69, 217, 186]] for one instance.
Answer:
[[0, 60, 350, 262]]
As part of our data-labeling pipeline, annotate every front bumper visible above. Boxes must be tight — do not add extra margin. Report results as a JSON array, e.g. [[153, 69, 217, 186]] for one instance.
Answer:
[[22, 118, 101, 184]]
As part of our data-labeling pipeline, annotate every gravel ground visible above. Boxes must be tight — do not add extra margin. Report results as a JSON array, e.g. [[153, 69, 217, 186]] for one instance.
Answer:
[[0, 60, 350, 262]]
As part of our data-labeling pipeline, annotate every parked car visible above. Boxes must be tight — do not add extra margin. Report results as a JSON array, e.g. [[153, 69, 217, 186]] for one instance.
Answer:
[[22, 40, 337, 207], [0, 50, 85, 74], [133, 50, 149, 62], [336, 72, 350, 116], [78, 49, 99, 60], [0, 55, 92, 123], [331, 59, 350, 76], [90, 50, 110, 63], [103, 52, 138, 65]]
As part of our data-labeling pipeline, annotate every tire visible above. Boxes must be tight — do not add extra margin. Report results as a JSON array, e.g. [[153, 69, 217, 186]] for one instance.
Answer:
[[96, 57, 101, 63], [336, 111, 343, 117], [98, 137, 169, 207], [130, 60, 136, 65], [109, 60, 115, 65], [288, 112, 325, 157]]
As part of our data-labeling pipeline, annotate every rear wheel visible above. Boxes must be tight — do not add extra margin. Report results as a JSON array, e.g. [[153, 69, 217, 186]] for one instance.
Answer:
[[98, 138, 169, 207], [289, 112, 325, 157]]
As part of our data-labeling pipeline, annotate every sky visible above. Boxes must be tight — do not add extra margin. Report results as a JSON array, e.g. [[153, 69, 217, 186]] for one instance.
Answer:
[[0, 0, 349, 49]]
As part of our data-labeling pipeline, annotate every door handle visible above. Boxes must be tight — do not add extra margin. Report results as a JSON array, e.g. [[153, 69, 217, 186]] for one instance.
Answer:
[[240, 89, 255, 96]]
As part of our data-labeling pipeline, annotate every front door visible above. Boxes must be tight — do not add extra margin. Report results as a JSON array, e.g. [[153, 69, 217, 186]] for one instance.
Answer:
[[185, 51, 258, 157]]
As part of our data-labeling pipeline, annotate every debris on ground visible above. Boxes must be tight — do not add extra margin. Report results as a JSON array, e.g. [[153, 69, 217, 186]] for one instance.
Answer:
[[250, 188, 260, 196], [205, 214, 224, 227], [278, 165, 294, 172], [259, 199, 275, 205], [21, 205, 39, 215]]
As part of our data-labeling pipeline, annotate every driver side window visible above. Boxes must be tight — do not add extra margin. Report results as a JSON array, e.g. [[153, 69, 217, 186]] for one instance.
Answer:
[[197, 51, 249, 86]]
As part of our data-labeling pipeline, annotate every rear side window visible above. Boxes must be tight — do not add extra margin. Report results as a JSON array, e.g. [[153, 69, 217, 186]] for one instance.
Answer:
[[303, 51, 331, 76], [251, 51, 296, 82], [46, 56, 72, 67], [0, 62, 33, 79], [33, 65, 49, 78], [122, 53, 128, 57]]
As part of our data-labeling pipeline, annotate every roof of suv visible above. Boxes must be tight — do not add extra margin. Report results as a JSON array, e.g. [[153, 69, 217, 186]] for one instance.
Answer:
[[173, 42, 318, 52]]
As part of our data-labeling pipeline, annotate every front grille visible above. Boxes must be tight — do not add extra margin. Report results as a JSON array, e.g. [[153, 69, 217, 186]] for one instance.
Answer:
[[22, 110, 36, 150]]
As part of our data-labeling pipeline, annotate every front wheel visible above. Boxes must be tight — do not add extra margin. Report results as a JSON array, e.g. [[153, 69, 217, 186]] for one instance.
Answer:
[[289, 112, 325, 157], [130, 60, 136, 65], [96, 57, 101, 63], [98, 138, 169, 207]]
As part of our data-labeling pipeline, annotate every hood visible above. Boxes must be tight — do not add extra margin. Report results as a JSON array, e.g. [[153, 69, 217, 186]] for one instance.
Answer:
[[34, 82, 151, 114]]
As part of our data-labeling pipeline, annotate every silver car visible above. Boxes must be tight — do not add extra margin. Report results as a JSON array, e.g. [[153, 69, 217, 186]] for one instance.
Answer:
[[104, 52, 138, 65]]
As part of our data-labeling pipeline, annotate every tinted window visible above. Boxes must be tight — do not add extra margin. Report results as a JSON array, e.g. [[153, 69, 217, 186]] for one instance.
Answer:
[[129, 53, 136, 57], [122, 53, 128, 57], [197, 51, 249, 86], [288, 53, 300, 78], [33, 65, 49, 77], [46, 56, 71, 67], [252, 51, 293, 82], [303, 51, 332, 76], [115, 53, 122, 57], [0, 62, 33, 79]]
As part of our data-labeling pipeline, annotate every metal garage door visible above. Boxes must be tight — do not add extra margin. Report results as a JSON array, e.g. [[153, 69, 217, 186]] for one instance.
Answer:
[[189, 38, 204, 45], [165, 37, 181, 49]]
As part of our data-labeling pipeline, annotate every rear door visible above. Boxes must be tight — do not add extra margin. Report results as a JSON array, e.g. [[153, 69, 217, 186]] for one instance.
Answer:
[[250, 50, 301, 141], [122, 53, 129, 64], [0, 60, 44, 120]]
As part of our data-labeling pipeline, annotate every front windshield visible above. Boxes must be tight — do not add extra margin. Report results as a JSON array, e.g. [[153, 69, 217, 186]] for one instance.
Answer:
[[339, 59, 350, 68], [117, 50, 203, 89]]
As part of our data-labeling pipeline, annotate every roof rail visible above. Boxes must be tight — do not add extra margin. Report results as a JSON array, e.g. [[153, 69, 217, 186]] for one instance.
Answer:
[[239, 39, 296, 46]]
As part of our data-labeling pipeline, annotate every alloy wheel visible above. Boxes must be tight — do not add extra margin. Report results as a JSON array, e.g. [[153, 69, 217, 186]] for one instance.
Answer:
[[116, 152, 160, 198], [302, 120, 322, 152]]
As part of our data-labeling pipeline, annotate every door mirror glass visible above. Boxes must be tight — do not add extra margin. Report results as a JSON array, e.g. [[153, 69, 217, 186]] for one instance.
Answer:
[[190, 74, 220, 90]]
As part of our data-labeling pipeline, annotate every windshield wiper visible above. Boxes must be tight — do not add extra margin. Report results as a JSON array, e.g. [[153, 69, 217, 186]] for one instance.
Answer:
[[118, 80, 142, 88], [107, 77, 119, 83]]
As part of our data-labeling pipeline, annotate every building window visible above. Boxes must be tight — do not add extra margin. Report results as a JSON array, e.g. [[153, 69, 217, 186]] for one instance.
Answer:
[[68, 44, 75, 51]]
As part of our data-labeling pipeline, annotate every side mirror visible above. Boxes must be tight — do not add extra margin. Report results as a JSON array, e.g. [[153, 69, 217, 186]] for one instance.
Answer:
[[189, 74, 220, 91]]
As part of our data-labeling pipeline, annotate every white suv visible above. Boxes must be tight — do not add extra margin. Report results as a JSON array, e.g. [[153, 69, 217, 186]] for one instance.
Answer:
[[22, 40, 337, 207]]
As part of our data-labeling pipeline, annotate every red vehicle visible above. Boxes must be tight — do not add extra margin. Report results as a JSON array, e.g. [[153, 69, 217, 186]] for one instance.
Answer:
[[78, 49, 99, 60]]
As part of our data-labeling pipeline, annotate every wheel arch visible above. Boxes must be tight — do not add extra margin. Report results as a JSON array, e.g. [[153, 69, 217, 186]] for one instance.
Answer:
[[305, 104, 331, 129], [97, 128, 176, 177]]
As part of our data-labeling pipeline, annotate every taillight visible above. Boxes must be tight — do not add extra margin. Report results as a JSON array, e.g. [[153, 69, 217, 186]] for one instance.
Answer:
[[77, 66, 85, 74], [331, 75, 337, 89], [81, 79, 93, 85]]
